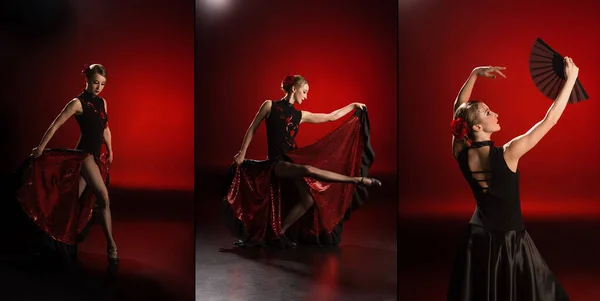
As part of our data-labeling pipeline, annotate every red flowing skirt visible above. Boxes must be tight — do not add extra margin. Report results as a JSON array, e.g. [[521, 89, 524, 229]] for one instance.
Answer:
[[223, 109, 374, 246], [14, 149, 110, 245]]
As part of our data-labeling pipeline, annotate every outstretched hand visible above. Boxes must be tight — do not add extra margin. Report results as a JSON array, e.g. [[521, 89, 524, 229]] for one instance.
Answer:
[[473, 66, 506, 79], [31, 147, 43, 158], [353, 102, 367, 110]]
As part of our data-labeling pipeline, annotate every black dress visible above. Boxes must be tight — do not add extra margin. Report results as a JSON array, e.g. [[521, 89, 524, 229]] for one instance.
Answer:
[[447, 140, 569, 301], [223, 99, 374, 247], [75, 89, 109, 159], [265, 98, 301, 159], [0, 89, 110, 263]]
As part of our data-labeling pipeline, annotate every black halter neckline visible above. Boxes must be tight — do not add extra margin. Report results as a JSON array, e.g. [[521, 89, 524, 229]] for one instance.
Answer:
[[80, 89, 99, 100], [470, 140, 494, 148], [280, 98, 294, 107]]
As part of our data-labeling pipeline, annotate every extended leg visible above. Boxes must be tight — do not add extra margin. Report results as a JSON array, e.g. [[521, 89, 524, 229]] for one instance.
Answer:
[[275, 161, 380, 236], [273, 161, 380, 186], [80, 155, 118, 262]]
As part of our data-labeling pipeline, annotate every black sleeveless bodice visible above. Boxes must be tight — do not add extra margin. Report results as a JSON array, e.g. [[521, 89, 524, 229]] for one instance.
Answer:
[[266, 99, 301, 159], [457, 141, 524, 231], [74, 90, 108, 158]]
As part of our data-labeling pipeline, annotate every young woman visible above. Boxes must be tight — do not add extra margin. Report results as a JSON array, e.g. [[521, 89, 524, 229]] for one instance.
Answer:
[[446, 59, 577, 300], [224, 74, 381, 248], [15, 64, 118, 266]]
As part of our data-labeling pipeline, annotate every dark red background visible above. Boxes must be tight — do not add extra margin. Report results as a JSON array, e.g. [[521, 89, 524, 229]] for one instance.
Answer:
[[0, 1, 195, 299], [398, 0, 600, 218], [195, 0, 397, 176], [1, 0, 194, 191]]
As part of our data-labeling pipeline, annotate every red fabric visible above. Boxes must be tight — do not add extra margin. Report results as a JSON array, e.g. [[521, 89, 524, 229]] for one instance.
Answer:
[[226, 115, 364, 242], [15, 150, 110, 245]]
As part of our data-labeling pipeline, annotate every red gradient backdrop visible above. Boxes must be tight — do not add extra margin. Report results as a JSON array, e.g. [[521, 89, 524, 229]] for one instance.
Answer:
[[1, 0, 194, 191], [195, 0, 397, 176], [398, 0, 600, 218]]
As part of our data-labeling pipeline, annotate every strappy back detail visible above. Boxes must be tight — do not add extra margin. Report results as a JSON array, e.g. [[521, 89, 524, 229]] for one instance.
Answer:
[[456, 140, 524, 231], [471, 171, 492, 193], [466, 141, 494, 194]]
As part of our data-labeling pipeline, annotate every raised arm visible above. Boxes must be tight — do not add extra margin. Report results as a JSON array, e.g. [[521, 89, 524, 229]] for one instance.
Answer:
[[452, 66, 506, 158], [102, 99, 113, 163], [32, 99, 83, 157], [301, 102, 366, 124], [503, 57, 578, 170], [233, 100, 272, 164]]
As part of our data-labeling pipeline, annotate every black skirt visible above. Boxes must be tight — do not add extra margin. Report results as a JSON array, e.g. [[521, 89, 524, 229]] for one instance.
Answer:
[[447, 224, 569, 301]]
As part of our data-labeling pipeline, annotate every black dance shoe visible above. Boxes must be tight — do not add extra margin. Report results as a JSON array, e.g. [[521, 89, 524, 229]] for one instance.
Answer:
[[107, 247, 119, 266], [359, 177, 382, 187]]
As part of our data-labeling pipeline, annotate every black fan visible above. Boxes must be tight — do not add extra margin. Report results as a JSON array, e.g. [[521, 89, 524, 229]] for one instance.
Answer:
[[529, 37, 589, 104]]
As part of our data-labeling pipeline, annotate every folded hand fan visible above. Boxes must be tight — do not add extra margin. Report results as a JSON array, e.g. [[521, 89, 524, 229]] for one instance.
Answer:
[[529, 37, 589, 104]]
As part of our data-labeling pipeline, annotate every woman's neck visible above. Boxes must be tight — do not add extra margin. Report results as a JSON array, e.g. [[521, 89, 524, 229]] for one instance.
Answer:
[[472, 133, 492, 142], [283, 94, 295, 105]]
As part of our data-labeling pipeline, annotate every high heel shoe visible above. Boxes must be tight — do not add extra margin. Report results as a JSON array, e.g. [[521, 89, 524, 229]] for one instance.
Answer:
[[278, 235, 297, 249], [107, 248, 119, 266], [278, 229, 297, 249], [359, 177, 382, 187]]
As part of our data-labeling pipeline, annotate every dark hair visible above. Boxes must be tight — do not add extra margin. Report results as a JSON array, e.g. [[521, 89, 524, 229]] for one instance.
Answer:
[[281, 74, 308, 94], [453, 100, 483, 140], [83, 64, 107, 81]]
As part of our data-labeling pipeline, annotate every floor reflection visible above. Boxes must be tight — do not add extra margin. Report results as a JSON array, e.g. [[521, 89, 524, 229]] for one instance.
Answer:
[[196, 173, 397, 301]]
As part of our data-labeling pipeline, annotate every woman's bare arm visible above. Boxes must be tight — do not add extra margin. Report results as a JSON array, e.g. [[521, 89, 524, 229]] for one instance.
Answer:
[[301, 102, 366, 124], [452, 66, 506, 158], [102, 99, 113, 160], [503, 57, 578, 171], [33, 99, 82, 156], [234, 100, 272, 164]]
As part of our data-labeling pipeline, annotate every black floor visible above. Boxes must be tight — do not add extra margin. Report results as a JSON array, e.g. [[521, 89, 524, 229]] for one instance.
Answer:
[[0, 188, 195, 301], [195, 172, 397, 301]]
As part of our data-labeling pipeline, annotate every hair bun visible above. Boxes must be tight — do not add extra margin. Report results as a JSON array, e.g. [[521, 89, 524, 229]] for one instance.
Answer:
[[282, 74, 295, 87]]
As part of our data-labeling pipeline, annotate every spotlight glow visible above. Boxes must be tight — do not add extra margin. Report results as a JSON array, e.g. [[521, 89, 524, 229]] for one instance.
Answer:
[[200, 0, 232, 13]]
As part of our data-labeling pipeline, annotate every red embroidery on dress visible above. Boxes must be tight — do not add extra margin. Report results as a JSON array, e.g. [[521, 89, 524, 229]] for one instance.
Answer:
[[82, 99, 109, 131], [285, 113, 299, 149], [84, 100, 107, 121]]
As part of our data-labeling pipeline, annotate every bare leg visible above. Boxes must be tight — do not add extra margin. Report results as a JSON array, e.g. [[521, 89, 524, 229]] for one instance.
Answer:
[[80, 155, 118, 260], [280, 178, 315, 234], [274, 161, 380, 236], [78, 176, 87, 199], [273, 162, 379, 186]]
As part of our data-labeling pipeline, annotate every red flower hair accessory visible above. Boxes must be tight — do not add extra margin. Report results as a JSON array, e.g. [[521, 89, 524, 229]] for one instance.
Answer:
[[450, 117, 469, 140], [282, 74, 295, 87], [81, 64, 90, 74]]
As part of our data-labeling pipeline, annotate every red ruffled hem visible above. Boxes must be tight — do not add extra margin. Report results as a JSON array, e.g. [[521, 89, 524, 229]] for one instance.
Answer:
[[225, 111, 369, 245], [15, 149, 110, 245]]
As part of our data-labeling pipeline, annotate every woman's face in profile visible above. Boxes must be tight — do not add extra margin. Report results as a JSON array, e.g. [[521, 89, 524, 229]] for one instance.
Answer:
[[292, 83, 309, 104]]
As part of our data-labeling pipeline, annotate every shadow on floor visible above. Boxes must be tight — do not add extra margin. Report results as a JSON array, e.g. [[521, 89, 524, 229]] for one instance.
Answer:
[[0, 255, 181, 301], [218, 244, 396, 294]]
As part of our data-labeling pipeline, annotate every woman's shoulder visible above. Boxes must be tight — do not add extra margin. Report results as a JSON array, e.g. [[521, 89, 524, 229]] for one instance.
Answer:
[[69, 97, 83, 106], [64, 98, 84, 115], [260, 99, 275, 110]]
